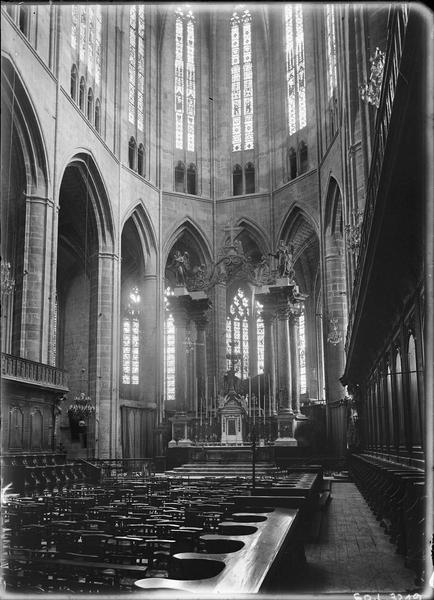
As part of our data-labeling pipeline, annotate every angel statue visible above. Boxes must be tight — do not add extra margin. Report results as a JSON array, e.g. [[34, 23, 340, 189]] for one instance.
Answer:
[[254, 255, 271, 284], [171, 250, 190, 286], [270, 240, 295, 279]]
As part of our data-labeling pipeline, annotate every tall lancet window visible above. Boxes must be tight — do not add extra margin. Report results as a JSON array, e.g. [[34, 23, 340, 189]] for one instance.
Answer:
[[231, 7, 254, 152], [285, 4, 306, 135], [164, 287, 176, 402], [326, 4, 338, 98], [175, 7, 196, 151], [129, 6, 145, 130], [122, 288, 141, 385], [226, 288, 250, 379], [72, 5, 102, 85], [256, 301, 264, 374], [298, 308, 307, 394]]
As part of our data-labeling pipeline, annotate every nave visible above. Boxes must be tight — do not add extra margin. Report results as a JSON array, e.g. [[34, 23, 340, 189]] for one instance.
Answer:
[[1, 456, 425, 598], [1, 2, 432, 598]]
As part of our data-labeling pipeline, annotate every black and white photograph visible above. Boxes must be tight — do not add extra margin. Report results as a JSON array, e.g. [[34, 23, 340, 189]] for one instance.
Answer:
[[1, 2, 433, 599]]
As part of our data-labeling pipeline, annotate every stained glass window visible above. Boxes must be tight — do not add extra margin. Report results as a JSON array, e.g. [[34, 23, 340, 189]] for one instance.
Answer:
[[95, 7, 102, 85], [256, 301, 264, 374], [71, 5, 79, 50], [73, 5, 102, 86], [285, 4, 306, 135], [298, 309, 306, 394], [88, 6, 95, 76], [175, 7, 195, 151], [79, 7, 86, 62], [226, 288, 250, 379], [122, 288, 141, 385], [231, 8, 254, 152], [129, 6, 145, 130], [326, 4, 337, 98], [164, 287, 176, 401]]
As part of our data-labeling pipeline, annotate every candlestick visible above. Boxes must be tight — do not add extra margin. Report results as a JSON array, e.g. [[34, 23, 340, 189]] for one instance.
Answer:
[[205, 377, 208, 418], [268, 374, 272, 416], [248, 377, 252, 418], [195, 377, 198, 418]]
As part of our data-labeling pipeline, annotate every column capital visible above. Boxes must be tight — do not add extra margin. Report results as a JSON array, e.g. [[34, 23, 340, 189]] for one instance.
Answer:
[[261, 308, 275, 325], [167, 295, 192, 326], [288, 311, 300, 326], [255, 292, 277, 322], [276, 301, 291, 321], [189, 297, 212, 330]]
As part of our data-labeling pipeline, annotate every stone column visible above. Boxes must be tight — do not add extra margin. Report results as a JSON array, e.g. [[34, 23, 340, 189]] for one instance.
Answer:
[[190, 297, 212, 404], [269, 287, 297, 445], [213, 282, 227, 394], [256, 294, 277, 414], [168, 296, 191, 413], [275, 297, 292, 411], [20, 194, 55, 362], [140, 274, 158, 406], [289, 313, 301, 415], [186, 320, 195, 414], [90, 251, 117, 459], [324, 247, 347, 404]]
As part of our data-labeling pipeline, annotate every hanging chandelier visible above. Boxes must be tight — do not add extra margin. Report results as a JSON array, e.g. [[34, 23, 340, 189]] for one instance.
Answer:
[[1, 258, 15, 296], [68, 391, 95, 421], [360, 47, 385, 109]]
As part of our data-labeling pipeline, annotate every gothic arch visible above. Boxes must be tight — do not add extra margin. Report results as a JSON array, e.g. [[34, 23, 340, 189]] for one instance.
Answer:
[[235, 217, 271, 257], [277, 205, 320, 293], [122, 202, 157, 275], [324, 175, 343, 236], [163, 218, 212, 267], [1, 54, 49, 196], [58, 151, 115, 253], [277, 203, 320, 242]]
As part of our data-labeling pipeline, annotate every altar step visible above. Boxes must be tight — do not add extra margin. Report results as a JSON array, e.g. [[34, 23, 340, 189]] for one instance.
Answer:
[[165, 461, 279, 479]]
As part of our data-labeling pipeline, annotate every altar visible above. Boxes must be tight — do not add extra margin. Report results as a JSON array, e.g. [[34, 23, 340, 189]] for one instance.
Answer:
[[220, 394, 247, 445]]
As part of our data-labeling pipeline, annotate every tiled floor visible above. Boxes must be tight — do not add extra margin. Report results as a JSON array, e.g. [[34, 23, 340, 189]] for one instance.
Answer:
[[272, 482, 421, 598]]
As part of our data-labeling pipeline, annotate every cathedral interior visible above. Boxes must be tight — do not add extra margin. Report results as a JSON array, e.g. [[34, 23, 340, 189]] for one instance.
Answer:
[[1, 2, 433, 598]]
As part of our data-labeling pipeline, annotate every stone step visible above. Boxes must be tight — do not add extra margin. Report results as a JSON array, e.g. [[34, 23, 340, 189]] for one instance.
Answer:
[[173, 463, 275, 469]]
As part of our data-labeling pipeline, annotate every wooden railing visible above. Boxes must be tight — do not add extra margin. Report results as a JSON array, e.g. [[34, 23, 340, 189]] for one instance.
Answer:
[[1, 352, 68, 391], [345, 5, 409, 353], [85, 458, 156, 481]]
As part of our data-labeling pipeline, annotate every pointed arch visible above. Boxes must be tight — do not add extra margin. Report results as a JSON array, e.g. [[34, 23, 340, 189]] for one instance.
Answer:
[[121, 202, 158, 275], [58, 151, 115, 253], [233, 164, 242, 196], [277, 203, 320, 243], [1, 54, 49, 196], [245, 162, 255, 194], [288, 147, 297, 180], [70, 64, 78, 101], [278, 203, 320, 297], [163, 217, 212, 267], [324, 175, 343, 234], [235, 217, 271, 257], [79, 76, 86, 111]]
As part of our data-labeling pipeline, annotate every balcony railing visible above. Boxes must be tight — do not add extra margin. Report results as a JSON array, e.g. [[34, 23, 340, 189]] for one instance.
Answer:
[[346, 5, 409, 353], [1, 352, 69, 391]]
